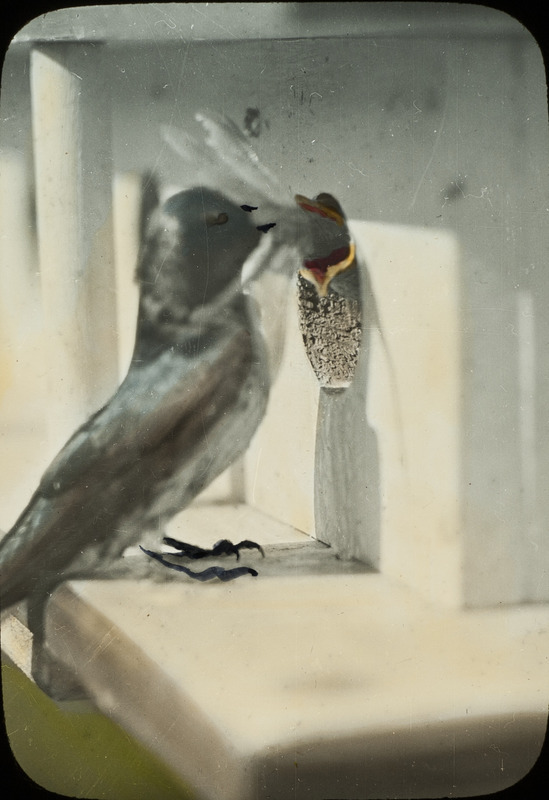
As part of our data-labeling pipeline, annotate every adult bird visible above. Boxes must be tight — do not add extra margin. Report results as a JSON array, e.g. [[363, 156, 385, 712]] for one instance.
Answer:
[[0, 187, 274, 689]]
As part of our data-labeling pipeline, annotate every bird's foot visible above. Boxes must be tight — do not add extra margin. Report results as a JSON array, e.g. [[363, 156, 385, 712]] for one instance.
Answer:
[[140, 546, 259, 582], [162, 536, 265, 561]]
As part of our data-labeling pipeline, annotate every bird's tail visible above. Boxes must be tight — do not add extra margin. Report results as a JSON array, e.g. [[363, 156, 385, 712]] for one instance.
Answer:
[[0, 526, 30, 610], [0, 493, 57, 611]]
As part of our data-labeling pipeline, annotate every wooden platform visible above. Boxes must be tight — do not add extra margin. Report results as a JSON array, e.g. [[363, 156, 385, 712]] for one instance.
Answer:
[[2, 504, 548, 799]]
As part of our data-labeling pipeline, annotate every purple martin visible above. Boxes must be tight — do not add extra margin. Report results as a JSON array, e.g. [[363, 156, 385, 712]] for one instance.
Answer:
[[0, 187, 273, 683]]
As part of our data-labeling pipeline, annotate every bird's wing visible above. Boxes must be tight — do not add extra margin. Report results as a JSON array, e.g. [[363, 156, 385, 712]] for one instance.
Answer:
[[162, 112, 278, 200], [37, 326, 252, 499], [162, 112, 293, 216], [0, 326, 253, 606]]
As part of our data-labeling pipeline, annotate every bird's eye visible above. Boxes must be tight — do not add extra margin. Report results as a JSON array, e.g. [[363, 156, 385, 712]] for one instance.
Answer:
[[205, 212, 229, 227]]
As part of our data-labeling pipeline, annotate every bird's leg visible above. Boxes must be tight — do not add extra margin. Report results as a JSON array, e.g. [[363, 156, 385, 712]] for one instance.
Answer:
[[27, 588, 87, 700]]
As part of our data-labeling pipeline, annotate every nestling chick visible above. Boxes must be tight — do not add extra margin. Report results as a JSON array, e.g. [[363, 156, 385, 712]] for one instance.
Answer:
[[295, 192, 362, 388]]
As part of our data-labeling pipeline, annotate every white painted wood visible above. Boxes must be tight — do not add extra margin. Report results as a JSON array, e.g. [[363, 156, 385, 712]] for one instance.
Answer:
[[112, 171, 141, 379], [244, 286, 318, 535], [245, 219, 548, 609], [0, 150, 40, 371], [1, 613, 32, 680], [361, 222, 462, 606], [0, 150, 47, 528], [243, 223, 462, 602], [3, 520, 546, 799], [30, 45, 118, 456], [12, 4, 526, 45], [31, 46, 89, 447]]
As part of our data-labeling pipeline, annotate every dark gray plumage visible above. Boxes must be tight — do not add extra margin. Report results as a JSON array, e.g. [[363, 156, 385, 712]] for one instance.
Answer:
[[0, 187, 270, 614]]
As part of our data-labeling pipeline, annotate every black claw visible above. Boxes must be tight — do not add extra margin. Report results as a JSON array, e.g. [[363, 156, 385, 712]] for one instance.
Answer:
[[162, 537, 213, 559], [227, 539, 265, 559], [140, 547, 258, 581], [256, 222, 276, 234], [211, 538, 241, 559], [162, 536, 265, 560]]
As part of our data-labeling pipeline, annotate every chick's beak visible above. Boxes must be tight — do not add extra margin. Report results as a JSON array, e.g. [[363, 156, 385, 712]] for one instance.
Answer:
[[295, 193, 356, 297], [295, 193, 345, 226]]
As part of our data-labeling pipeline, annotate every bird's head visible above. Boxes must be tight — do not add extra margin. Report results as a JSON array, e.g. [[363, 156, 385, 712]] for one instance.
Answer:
[[295, 192, 356, 298], [161, 187, 263, 308]]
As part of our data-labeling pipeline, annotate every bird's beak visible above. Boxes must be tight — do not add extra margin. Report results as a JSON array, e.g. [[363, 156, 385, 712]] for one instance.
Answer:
[[295, 193, 345, 227], [295, 194, 355, 297]]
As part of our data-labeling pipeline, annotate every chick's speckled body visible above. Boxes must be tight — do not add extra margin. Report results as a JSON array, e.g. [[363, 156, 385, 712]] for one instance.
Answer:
[[295, 193, 362, 389]]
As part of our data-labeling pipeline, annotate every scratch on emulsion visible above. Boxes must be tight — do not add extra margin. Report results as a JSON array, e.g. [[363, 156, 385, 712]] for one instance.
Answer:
[[409, 97, 449, 210]]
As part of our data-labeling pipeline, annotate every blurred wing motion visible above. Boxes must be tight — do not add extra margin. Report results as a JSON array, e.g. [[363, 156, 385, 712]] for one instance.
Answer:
[[162, 112, 320, 271], [163, 113, 361, 384], [162, 111, 289, 213]]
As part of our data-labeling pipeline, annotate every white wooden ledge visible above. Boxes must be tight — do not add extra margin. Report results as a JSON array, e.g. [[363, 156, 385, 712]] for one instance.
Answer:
[[2, 503, 548, 800]]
